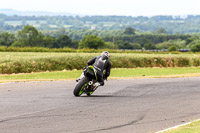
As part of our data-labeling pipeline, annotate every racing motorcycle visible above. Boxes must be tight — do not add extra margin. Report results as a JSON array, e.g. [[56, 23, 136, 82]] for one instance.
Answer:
[[73, 65, 104, 97]]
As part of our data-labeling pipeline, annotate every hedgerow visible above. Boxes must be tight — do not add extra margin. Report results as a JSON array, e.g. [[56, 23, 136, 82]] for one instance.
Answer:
[[0, 46, 181, 54], [0, 52, 200, 74]]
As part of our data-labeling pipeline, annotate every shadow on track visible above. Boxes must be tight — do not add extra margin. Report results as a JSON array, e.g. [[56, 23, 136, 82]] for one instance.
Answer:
[[81, 95, 127, 97]]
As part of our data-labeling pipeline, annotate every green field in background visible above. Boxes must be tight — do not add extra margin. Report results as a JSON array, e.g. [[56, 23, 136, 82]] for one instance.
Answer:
[[1, 67, 200, 82]]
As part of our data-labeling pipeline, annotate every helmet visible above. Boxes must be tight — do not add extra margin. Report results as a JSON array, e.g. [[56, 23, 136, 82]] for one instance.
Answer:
[[101, 51, 110, 60]]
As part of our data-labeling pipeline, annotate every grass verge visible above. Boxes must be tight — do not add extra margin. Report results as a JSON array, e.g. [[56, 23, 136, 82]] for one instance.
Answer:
[[162, 120, 200, 133], [0, 67, 200, 83]]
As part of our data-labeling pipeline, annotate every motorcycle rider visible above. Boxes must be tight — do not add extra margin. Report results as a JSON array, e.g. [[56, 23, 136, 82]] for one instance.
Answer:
[[76, 51, 111, 86], [87, 51, 111, 86]]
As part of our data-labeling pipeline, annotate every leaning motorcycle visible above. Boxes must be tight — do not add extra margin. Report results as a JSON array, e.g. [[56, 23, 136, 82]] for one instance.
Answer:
[[73, 66, 103, 97]]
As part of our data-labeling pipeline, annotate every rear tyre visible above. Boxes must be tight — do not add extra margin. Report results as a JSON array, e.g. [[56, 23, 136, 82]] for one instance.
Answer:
[[73, 77, 90, 97], [86, 91, 93, 96]]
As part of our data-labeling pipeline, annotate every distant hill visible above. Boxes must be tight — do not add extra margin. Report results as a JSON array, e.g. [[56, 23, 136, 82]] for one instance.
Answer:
[[1, 10, 200, 34], [0, 9, 79, 16]]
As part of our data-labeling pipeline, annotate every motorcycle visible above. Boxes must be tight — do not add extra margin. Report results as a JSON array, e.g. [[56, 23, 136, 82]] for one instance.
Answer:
[[73, 65, 103, 97]]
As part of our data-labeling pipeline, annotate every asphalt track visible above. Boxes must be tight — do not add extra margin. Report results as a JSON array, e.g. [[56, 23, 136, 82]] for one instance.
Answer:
[[0, 77, 200, 133]]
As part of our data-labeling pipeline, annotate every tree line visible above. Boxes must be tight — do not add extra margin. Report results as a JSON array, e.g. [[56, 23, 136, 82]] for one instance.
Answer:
[[0, 25, 77, 48], [1, 25, 200, 52]]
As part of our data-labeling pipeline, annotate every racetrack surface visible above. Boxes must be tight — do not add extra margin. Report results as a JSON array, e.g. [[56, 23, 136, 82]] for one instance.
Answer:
[[0, 77, 200, 133]]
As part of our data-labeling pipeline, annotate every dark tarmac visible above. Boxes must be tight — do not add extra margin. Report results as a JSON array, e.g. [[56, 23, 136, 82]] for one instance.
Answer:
[[0, 77, 200, 133]]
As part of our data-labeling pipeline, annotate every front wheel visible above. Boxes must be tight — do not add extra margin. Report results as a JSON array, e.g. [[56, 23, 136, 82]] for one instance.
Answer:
[[73, 77, 90, 96]]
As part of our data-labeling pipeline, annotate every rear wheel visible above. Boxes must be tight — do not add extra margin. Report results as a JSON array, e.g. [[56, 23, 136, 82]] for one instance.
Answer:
[[73, 77, 90, 96]]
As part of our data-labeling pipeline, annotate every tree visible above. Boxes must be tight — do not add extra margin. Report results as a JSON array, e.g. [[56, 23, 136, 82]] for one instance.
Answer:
[[71, 40, 79, 49], [56, 35, 72, 48], [78, 35, 105, 49], [186, 39, 200, 52], [168, 46, 178, 52], [156, 27, 167, 34], [103, 42, 118, 49], [156, 41, 173, 50], [117, 41, 141, 49], [124, 27, 136, 35], [156, 39, 186, 50], [118, 42, 131, 49], [144, 42, 156, 50], [13, 25, 44, 47], [43, 36, 56, 48], [191, 44, 200, 52], [130, 43, 142, 49], [139, 38, 152, 47], [0, 32, 15, 47]]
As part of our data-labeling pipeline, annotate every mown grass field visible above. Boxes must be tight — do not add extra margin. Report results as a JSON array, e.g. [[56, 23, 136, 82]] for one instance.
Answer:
[[163, 120, 200, 133], [1, 67, 200, 83], [1, 52, 200, 74]]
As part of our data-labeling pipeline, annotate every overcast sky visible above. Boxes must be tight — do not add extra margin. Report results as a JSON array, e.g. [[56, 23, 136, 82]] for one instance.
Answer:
[[0, 0, 200, 16]]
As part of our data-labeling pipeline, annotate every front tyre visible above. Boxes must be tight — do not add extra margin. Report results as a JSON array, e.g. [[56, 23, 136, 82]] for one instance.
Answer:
[[73, 77, 90, 96]]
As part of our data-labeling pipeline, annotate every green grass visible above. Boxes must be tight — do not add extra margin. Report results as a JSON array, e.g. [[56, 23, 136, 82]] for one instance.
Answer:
[[1, 67, 200, 82], [163, 120, 200, 133], [111, 67, 200, 77], [0, 70, 81, 80]]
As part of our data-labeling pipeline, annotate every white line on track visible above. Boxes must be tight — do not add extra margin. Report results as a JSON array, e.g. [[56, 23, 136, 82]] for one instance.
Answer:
[[155, 119, 200, 133]]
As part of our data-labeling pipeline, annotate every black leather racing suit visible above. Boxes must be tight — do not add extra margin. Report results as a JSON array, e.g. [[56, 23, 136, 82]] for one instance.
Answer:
[[87, 56, 111, 85]]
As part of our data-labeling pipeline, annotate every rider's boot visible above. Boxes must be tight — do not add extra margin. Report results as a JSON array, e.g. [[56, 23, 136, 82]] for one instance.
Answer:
[[99, 81, 104, 86]]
